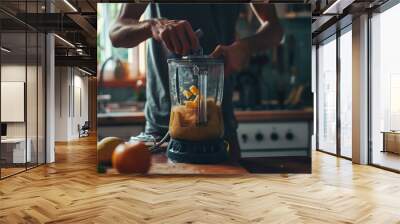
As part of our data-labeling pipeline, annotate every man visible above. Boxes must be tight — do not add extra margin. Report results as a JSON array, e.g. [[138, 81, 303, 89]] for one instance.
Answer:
[[110, 3, 283, 161]]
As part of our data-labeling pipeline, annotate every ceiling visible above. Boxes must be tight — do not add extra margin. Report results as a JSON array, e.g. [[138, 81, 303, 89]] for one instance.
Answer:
[[310, 0, 391, 43], [1, 0, 393, 73], [0, 0, 158, 74], [0, 0, 98, 74]]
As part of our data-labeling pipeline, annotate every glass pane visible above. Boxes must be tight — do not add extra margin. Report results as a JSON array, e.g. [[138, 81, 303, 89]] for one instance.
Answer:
[[38, 32, 45, 165], [340, 29, 352, 158], [27, 31, 38, 169], [26, 0, 41, 169], [312, 45, 317, 151], [1, 31, 27, 177], [0, 1, 46, 178], [371, 4, 400, 171], [317, 37, 337, 154]]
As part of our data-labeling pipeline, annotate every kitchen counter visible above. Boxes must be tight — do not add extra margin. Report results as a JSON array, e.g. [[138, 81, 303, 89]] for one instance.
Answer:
[[98, 109, 313, 126], [106, 152, 248, 175], [100, 109, 313, 174], [105, 151, 311, 174]]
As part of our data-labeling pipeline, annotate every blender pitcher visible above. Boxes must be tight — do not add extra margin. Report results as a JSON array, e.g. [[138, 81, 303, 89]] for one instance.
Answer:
[[167, 55, 227, 164]]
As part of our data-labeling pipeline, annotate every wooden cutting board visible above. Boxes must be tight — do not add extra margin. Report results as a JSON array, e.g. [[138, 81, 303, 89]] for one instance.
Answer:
[[106, 153, 248, 175]]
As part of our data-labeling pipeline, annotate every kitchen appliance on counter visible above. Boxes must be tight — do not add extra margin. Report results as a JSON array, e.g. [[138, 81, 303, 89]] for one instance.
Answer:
[[236, 110, 312, 173], [121, 29, 228, 164], [166, 55, 227, 164], [237, 110, 312, 157]]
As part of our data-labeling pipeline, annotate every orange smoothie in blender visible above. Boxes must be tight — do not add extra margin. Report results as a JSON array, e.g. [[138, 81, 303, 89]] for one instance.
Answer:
[[169, 86, 224, 141]]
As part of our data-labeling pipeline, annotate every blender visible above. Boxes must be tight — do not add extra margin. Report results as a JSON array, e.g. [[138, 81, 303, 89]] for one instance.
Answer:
[[166, 54, 227, 164], [130, 29, 228, 164]]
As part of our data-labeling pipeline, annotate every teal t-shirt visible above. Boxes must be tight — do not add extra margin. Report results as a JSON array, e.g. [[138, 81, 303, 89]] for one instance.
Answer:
[[144, 3, 242, 139]]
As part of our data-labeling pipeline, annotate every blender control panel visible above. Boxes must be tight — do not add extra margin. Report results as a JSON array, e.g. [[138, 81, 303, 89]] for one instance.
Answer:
[[237, 121, 310, 157]]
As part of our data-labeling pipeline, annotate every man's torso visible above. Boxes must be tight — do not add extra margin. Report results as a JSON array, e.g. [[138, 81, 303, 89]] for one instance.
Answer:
[[144, 3, 242, 138]]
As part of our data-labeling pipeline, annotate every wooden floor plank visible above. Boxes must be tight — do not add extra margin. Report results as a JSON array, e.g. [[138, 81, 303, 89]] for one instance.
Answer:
[[0, 135, 399, 223]]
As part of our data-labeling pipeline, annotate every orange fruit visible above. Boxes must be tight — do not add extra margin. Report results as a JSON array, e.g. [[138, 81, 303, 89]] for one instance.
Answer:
[[112, 142, 151, 174], [97, 137, 124, 165]]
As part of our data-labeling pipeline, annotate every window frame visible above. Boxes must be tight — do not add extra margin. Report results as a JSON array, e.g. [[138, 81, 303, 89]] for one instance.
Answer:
[[315, 23, 353, 161]]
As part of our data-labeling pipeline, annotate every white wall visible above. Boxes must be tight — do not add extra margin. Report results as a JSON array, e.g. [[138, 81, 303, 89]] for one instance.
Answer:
[[1, 65, 26, 141], [55, 67, 68, 141], [1, 65, 37, 137], [72, 73, 89, 138], [54, 67, 89, 141]]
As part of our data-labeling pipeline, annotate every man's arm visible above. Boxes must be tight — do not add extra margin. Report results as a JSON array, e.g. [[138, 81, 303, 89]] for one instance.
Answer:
[[211, 4, 283, 75], [243, 4, 284, 53], [109, 4, 151, 48], [109, 3, 199, 55]]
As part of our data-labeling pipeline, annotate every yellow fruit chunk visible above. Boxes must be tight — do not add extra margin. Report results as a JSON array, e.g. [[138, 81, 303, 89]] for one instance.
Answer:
[[189, 85, 199, 95], [182, 90, 193, 99], [185, 100, 198, 108]]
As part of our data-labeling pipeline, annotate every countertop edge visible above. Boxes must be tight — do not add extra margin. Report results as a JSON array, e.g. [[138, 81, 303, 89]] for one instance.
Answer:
[[98, 110, 313, 126]]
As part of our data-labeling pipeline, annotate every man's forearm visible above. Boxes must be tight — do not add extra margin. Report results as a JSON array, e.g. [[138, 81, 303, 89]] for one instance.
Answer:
[[237, 21, 284, 55], [109, 18, 154, 48]]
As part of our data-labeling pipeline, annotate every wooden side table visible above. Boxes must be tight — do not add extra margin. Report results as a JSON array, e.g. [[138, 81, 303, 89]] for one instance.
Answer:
[[382, 131, 400, 154]]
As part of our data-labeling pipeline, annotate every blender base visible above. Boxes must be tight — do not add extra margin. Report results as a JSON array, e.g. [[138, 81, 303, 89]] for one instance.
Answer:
[[167, 138, 228, 164]]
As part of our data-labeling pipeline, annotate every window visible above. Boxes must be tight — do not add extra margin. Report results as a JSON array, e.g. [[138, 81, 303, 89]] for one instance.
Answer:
[[370, 2, 400, 171], [339, 28, 352, 158], [97, 3, 147, 114], [97, 3, 146, 81], [317, 36, 337, 154], [312, 45, 317, 150]]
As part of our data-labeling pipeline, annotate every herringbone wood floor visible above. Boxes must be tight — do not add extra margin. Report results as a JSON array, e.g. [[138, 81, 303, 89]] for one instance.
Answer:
[[1, 135, 400, 224]]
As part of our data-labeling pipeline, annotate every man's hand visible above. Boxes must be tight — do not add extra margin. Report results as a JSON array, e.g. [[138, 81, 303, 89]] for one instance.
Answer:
[[210, 41, 251, 76], [150, 19, 199, 56]]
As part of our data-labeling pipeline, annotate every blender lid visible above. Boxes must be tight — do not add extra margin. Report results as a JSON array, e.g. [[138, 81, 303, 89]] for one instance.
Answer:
[[167, 55, 223, 64]]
